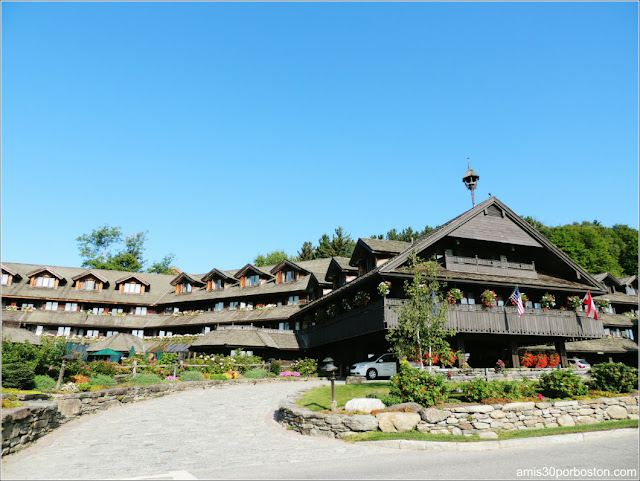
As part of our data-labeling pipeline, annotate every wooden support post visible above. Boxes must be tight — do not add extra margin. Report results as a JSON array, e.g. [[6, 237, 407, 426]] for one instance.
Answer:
[[555, 339, 569, 368], [133, 360, 137, 376], [510, 339, 520, 368], [457, 336, 466, 368]]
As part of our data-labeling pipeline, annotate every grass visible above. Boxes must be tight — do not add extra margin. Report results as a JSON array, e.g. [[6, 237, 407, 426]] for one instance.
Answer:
[[343, 419, 639, 443], [297, 382, 391, 411]]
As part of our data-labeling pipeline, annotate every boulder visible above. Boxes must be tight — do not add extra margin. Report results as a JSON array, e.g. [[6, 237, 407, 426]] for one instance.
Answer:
[[377, 412, 421, 433], [556, 414, 575, 427], [344, 398, 385, 414], [606, 405, 628, 420], [57, 399, 82, 417], [421, 408, 451, 424], [478, 430, 499, 440], [386, 402, 424, 413], [342, 414, 378, 432], [345, 376, 365, 385]]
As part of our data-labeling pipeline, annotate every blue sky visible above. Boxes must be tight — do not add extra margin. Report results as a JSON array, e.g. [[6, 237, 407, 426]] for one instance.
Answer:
[[2, 1, 638, 274]]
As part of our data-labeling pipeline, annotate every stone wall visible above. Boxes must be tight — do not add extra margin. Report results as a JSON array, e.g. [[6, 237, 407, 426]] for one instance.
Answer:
[[278, 394, 638, 440], [443, 367, 590, 383], [2, 377, 315, 455]]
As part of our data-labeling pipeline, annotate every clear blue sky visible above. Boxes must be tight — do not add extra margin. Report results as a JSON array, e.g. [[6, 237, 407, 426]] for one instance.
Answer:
[[2, 1, 638, 274]]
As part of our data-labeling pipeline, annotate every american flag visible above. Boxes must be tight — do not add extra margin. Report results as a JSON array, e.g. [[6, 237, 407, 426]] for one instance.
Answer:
[[510, 286, 525, 317]]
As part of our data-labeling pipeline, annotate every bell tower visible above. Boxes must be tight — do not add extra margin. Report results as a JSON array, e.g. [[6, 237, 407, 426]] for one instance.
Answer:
[[462, 159, 480, 207]]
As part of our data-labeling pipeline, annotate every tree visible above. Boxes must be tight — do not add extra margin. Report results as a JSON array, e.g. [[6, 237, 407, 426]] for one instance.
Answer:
[[76, 225, 175, 273], [296, 242, 316, 261], [315, 227, 356, 258], [148, 255, 178, 275], [254, 250, 290, 267], [386, 255, 457, 372], [373, 225, 435, 243]]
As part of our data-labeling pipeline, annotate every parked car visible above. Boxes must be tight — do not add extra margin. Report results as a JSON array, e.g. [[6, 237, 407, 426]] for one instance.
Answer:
[[567, 357, 591, 369], [349, 353, 420, 380]]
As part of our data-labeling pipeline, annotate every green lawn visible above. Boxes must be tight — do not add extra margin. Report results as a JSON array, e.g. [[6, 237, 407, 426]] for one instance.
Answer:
[[343, 419, 639, 443], [297, 382, 391, 411]]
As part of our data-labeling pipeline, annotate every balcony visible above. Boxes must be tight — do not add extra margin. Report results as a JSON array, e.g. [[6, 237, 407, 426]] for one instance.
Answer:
[[384, 299, 603, 339], [445, 254, 538, 279]]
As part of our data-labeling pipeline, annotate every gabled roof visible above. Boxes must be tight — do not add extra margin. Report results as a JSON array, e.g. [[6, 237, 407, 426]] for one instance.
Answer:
[[190, 327, 301, 350], [71, 269, 109, 284], [325, 257, 358, 282], [1, 326, 42, 345], [85, 333, 146, 353], [169, 272, 205, 287], [618, 275, 638, 286], [201, 268, 238, 283], [379, 197, 606, 292], [1, 264, 19, 277], [349, 238, 411, 267], [593, 272, 622, 287], [235, 264, 273, 279], [114, 273, 150, 286], [25, 266, 65, 280], [270, 259, 304, 275]]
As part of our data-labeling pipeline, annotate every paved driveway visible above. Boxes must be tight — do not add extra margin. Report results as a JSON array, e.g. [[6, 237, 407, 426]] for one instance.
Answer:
[[2, 380, 639, 480]]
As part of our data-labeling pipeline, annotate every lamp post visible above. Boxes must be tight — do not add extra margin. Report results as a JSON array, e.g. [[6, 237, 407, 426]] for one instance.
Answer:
[[56, 354, 77, 390], [322, 357, 338, 412]]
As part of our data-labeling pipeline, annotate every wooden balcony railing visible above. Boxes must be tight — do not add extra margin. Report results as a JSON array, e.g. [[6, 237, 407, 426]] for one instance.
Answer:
[[445, 254, 538, 279]]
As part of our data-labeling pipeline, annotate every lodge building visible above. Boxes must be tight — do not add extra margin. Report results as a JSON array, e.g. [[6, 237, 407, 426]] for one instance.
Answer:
[[2, 197, 638, 368]]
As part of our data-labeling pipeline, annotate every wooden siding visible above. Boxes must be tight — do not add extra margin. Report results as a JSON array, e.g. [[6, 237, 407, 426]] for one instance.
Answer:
[[448, 213, 543, 247], [445, 254, 538, 279], [384, 299, 603, 339]]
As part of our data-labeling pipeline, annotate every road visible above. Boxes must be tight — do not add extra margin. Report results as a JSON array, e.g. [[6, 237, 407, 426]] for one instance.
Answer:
[[2, 380, 638, 480]]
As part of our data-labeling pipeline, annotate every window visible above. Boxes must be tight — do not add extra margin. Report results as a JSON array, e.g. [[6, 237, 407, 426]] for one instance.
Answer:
[[184, 283, 192, 293], [245, 275, 260, 286], [214, 302, 224, 311], [84, 280, 96, 290], [240, 302, 246, 309], [133, 306, 147, 316], [214, 279, 222, 290], [45, 301, 58, 311], [229, 302, 238, 310], [203, 326, 211, 334], [626, 286, 636, 295], [86, 329, 99, 337], [625, 329, 635, 341], [534, 303, 541, 309], [57, 326, 71, 336], [22, 303, 34, 309], [278, 322, 290, 330], [106, 331, 119, 337], [35, 326, 44, 335], [288, 296, 299, 305], [65, 302, 78, 312], [124, 282, 142, 294], [604, 328, 611, 336], [35, 276, 56, 288], [131, 329, 144, 338], [111, 308, 123, 316], [295, 321, 300, 330], [497, 295, 504, 307], [92, 307, 105, 315], [1, 273, 9, 285]]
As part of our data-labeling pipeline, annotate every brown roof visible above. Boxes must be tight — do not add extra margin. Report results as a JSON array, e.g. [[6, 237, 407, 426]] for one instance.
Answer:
[[359, 238, 411, 254], [169, 272, 205, 287], [85, 333, 146, 353], [598, 313, 637, 328], [1, 326, 42, 345], [1, 264, 19, 276], [593, 292, 639, 306], [114, 273, 151, 286], [71, 270, 109, 284], [190, 326, 301, 350], [25, 266, 64, 280]]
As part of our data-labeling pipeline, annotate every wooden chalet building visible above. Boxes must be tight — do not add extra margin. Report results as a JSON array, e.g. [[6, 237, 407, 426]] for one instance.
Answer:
[[2, 197, 638, 368]]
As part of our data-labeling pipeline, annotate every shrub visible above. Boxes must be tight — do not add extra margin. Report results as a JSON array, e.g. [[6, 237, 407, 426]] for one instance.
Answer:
[[538, 370, 588, 398], [88, 374, 118, 387], [388, 362, 449, 407], [128, 374, 162, 385], [290, 358, 318, 376], [180, 371, 204, 382], [463, 379, 537, 403], [70, 374, 89, 384], [589, 363, 638, 394], [89, 360, 119, 376], [2, 362, 36, 390], [208, 374, 228, 380], [34, 374, 57, 391], [270, 360, 283, 376], [244, 368, 269, 379], [77, 383, 91, 392]]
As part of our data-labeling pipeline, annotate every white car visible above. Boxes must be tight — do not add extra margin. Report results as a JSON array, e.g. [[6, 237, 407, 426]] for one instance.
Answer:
[[349, 353, 419, 380], [567, 358, 591, 369]]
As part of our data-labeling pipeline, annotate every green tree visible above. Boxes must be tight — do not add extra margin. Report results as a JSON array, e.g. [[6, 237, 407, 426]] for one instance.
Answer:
[[148, 254, 178, 275], [296, 241, 316, 261], [386, 255, 457, 372], [612, 224, 638, 276], [315, 227, 356, 258], [373, 225, 434, 243], [76, 225, 175, 273], [254, 250, 290, 267]]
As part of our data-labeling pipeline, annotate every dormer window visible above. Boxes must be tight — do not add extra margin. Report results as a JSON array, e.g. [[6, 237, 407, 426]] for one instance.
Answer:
[[72, 270, 107, 292], [2, 273, 9, 285], [184, 283, 192, 293], [124, 282, 142, 294], [245, 275, 260, 287], [35, 276, 56, 288], [214, 279, 222, 290]]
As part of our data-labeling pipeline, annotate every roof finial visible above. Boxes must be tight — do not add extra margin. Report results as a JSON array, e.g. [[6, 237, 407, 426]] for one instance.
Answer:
[[462, 160, 480, 208]]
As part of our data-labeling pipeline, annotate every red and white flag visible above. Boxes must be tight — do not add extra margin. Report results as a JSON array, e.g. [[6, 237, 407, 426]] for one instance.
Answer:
[[582, 291, 598, 320]]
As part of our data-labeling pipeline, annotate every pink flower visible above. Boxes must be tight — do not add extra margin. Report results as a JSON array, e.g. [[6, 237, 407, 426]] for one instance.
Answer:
[[538, 394, 544, 401], [49, 366, 53, 371]]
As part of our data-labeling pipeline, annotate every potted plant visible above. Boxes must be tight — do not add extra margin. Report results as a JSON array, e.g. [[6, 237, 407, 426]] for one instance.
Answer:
[[377, 281, 392, 297], [480, 289, 498, 307], [353, 290, 371, 307], [567, 296, 582, 310], [540, 293, 556, 310], [446, 288, 464, 305], [596, 299, 611, 311]]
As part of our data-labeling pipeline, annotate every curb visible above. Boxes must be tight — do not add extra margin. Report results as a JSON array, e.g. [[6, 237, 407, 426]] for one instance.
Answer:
[[358, 427, 639, 451]]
